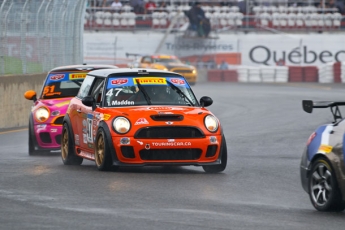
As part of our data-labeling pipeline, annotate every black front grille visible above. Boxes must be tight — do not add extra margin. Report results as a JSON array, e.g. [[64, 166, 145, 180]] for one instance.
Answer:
[[135, 127, 204, 139], [53, 116, 64, 125], [205, 145, 217, 157], [121, 146, 135, 158], [39, 132, 52, 143], [139, 148, 202, 160], [173, 69, 193, 74], [55, 135, 62, 145], [150, 114, 183, 121]]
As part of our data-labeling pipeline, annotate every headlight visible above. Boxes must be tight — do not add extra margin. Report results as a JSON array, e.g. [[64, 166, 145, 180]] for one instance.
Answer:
[[162, 68, 168, 71], [192, 69, 197, 74], [204, 115, 218, 132], [113, 117, 131, 134], [35, 107, 50, 122]]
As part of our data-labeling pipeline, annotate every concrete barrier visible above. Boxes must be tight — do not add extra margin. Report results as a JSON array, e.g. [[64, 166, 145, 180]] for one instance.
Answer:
[[0, 73, 47, 129]]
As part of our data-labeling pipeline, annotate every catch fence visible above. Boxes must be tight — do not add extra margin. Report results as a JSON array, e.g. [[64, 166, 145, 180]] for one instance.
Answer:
[[0, 0, 86, 75]]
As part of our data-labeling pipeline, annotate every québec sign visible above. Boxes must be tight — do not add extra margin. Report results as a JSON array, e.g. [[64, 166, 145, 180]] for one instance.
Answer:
[[241, 35, 345, 66], [249, 45, 345, 65]]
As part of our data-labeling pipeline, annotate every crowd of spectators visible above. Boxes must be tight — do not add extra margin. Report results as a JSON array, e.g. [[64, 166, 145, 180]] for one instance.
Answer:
[[87, 0, 345, 15]]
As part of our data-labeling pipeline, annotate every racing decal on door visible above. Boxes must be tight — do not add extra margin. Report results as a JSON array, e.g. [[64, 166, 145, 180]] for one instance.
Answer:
[[87, 114, 94, 144]]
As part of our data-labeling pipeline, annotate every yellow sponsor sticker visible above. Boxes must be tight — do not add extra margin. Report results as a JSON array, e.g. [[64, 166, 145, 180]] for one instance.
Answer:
[[103, 114, 111, 121], [69, 73, 86, 80], [318, 144, 333, 153], [134, 77, 166, 85], [55, 101, 70, 107]]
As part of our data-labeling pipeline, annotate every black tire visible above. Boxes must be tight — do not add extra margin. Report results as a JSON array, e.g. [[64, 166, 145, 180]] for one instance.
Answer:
[[202, 135, 227, 173], [28, 118, 50, 156], [94, 128, 113, 171], [61, 123, 83, 165], [309, 158, 345, 212]]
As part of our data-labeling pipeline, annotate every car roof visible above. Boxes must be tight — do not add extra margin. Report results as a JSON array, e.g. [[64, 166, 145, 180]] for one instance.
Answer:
[[49, 64, 118, 72], [87, 68, 181, 78]]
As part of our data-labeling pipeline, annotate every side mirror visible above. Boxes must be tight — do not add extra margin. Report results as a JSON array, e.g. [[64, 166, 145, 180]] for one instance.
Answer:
[[82, 96, 95, 110], [24, 90, 37, 102], [200, 96, 213, 107]]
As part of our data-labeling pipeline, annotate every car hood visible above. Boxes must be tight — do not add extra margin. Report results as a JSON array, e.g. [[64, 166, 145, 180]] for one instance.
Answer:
[[156, 62, 193, 69], [34, 97, 72, 114]]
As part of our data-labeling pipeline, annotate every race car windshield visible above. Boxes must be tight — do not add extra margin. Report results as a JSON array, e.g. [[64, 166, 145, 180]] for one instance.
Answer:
[[105, 76, 197, 107], [41, 72, 86, 99], [153, 58, 181, 64]]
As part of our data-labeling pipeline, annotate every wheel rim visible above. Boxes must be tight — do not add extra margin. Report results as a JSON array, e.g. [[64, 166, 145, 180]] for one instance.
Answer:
[[61, 128, 68, 160], [310, 163, 333, 206], [95, 134, 105, 167]]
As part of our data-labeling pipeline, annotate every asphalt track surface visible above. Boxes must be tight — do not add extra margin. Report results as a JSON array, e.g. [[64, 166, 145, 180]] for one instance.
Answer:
[[1, 82, 345, 230]]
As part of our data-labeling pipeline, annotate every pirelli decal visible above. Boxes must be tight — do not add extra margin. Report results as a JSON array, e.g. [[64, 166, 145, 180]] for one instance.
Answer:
[[134, 77, 166, 85], [69, 73, 87, 80]]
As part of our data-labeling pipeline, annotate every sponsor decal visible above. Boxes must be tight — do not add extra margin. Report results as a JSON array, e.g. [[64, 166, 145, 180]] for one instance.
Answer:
[[83, 133, 87, 144], [120, 137, 130, 145], [87, 114, 93, 143], [50, 128, 58, 133], [111, 100, 134, 106], [158, 111, 173, 114], [152, 142, 192, 147], [69, 73, 86, 80], [170, 78, 185, 85], [318, 144, 333, 153], [168, 139, 175, 142], [103, 114, 111, 121], [165, 121, 173, 125], [134, 77, 166, 85], [111, 78, 128, 85], [145, 144, 150, 150], [137, 140, 143, 145], [209, 136, 217, 143], [149, 107, 171, 110], [37, 124, 47, 130], [50, 74, 65, 81], [55, 101, 70, 108], [82, 119, 87, 134], [75, 134, 80, 145], [135, 118, 149, 125]]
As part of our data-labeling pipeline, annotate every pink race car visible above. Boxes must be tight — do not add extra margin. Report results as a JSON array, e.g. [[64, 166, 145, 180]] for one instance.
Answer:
[[24, 64, 118, 155]]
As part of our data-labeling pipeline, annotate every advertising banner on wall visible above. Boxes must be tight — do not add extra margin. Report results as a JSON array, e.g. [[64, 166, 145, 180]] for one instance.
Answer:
[[240, 34, 345, 66], [83, 32, 345, 66], [83, 32, 238, 64]]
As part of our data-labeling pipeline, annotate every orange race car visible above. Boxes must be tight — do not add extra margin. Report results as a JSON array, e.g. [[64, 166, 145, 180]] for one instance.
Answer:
[[61, 68, 227, 173], [128, 53, 198, 85]]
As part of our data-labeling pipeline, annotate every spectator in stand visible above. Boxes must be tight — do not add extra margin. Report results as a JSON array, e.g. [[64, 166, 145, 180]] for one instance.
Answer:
[[110, 0, 122, 12], [130, 0, 145, 14], [145, 0, 157, 14], [206, 58, 217, 69], [219, 60, 229, 70], [327, 0, 344, 13], [186, 2, 209, 37], [158, 1, 168, 12]]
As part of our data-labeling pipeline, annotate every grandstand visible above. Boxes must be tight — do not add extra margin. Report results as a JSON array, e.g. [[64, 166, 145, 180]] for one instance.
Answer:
[[85, 0, 345, 33]]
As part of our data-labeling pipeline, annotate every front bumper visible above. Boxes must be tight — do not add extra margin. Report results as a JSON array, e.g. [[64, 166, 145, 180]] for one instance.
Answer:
[[111, 135, 222, 166], [300, 147, 310, 193], [34, 124, 62, 150]]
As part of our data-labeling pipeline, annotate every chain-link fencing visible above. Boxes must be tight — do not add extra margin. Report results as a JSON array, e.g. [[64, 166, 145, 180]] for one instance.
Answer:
[[0, 0, 86, 75]]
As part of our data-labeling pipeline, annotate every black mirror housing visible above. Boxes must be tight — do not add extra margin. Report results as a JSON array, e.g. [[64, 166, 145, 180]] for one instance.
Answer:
[[82, 96, 95, 107], [200, 96, 213, 107]]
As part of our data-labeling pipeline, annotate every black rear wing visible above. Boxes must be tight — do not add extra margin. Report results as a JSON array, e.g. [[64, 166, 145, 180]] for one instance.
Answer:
[[302, 100, 345, 123]]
